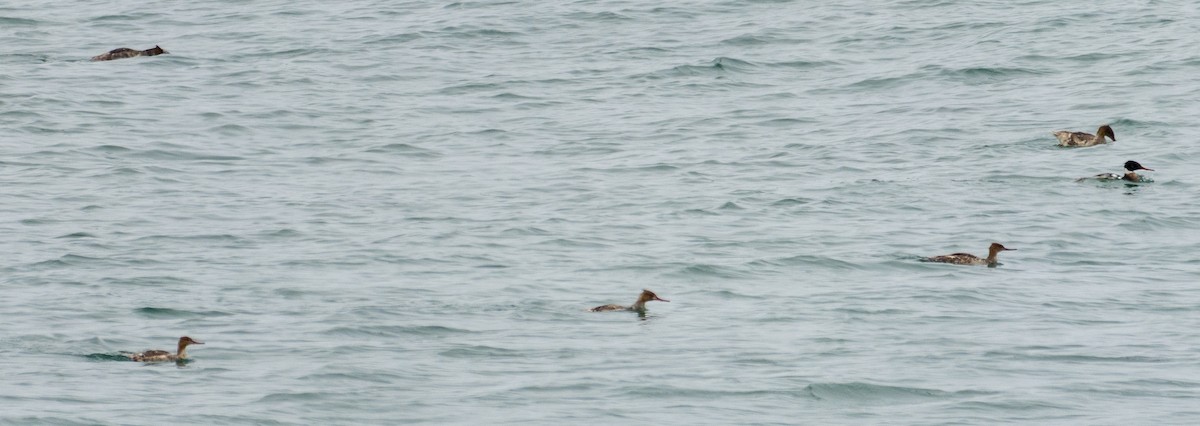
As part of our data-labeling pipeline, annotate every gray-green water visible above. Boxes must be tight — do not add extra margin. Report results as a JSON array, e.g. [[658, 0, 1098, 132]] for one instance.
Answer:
[[3, 0, 1200, 424]]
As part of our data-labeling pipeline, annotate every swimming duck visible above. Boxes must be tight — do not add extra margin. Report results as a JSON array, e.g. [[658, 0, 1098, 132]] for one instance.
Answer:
[[1054, 124, 1115, 147], [925, 243, 1015, 267], [589, 289, 669, 312], [91, 45, 168, 62], [126, 336, 203, 362], [1078, 160, 1154, 182]]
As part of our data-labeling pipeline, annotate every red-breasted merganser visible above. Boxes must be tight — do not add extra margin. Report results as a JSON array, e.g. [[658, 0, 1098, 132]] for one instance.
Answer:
[[91, 45, 168, 62], [1054, 124, 1115, 147], [1078, 160, 1154, 182], [589, 289, 669, 312], [127, 336, 203, 362], [925, 243, 1015, 267]]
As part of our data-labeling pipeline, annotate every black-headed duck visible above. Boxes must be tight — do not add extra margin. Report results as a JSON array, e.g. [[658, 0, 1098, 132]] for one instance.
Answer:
[[1078, 160, 1154, 182]]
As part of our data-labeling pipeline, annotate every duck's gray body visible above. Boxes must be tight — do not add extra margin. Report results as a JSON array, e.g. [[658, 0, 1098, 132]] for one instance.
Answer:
[[91, 45, 167, 62]]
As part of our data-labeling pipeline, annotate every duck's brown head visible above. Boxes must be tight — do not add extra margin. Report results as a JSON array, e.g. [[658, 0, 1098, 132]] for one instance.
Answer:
[[639, 289, 669, 304], [1098, 125, 1115, 141], [989, 243, 1014, 254], [148, 45, 168, 56], [179, 336, 204, 347]]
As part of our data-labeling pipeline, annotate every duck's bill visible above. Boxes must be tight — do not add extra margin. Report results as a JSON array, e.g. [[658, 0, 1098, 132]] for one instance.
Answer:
[[193, 341, 205, 345], [656, 297, 671, 302]]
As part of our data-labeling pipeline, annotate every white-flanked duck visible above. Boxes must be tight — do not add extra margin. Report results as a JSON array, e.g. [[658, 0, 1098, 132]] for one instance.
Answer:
[[589, 289, 669, 312], [1054, 124, 1116, 147], [925, 243, 1015, 267], [126, 336, 203, 362], [1078, 160, 1154, 182]]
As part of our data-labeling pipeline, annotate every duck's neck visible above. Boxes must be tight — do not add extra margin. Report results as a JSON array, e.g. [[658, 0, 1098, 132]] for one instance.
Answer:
[[177, 342, 188, 359], [985, 250, 1000, 265]]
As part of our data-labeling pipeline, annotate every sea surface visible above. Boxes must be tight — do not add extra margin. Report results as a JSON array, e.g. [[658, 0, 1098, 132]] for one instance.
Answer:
[[3, 0, 1200, 424]]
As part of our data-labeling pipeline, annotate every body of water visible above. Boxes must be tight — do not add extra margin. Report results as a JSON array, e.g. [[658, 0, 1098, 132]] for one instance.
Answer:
[[3, 0, 1200, 424]]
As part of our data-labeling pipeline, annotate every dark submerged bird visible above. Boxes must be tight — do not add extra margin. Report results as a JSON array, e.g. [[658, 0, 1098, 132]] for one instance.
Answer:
[[1054, 124, 1116, 147], [91, 45, 168, 62], [925, 243, 1015, 267], [1078, 160, 1154, 182], [589, 289, 669, 312], [125, 336, 203, 362]]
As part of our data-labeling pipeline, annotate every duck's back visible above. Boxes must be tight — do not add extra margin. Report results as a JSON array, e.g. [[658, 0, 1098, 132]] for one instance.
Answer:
[[91, 48, 142, 61], [129, 350, 173, 362], [589, 304, 628, 312], [926, 253, 984, 265], [1054, 131, 1100, 147]]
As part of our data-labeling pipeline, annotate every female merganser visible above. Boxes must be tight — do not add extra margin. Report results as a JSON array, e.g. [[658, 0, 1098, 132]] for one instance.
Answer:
[[925, 243, 1015, 267], [589, 289, 669, 312], [1078, 160, 1154, 182], [1054, 124, 1115, 147], [126, 336, 203, 362], [90, 45, 168, 62]]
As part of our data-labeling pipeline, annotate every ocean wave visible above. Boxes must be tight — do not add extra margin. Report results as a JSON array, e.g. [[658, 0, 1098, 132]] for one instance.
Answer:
[[321, 325, 475, 338], [804, 382, 991, 404]]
